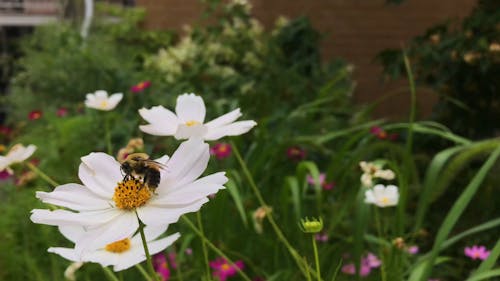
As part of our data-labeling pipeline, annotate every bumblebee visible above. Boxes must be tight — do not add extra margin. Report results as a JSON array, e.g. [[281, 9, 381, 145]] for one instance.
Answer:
[[120, 153, 165, 191]]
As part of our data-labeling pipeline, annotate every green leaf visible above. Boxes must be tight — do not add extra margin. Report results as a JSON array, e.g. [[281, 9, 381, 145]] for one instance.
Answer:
[[225, 178, 249, 228], [466, 268, 500, 281]]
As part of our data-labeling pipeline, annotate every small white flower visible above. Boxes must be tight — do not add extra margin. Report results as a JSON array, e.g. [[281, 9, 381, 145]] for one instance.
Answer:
[[359, 161, 395, 187], [364, 184, 399, 207], [49, 224, 180, 272], [139, 93, 257, 141], [85, 90, 123, 111], [31, 138, 226, 253], [0, 144, 36, 174]]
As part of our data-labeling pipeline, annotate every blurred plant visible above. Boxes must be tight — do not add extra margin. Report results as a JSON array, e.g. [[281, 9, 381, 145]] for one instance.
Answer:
[[377, 0, 500, 139]]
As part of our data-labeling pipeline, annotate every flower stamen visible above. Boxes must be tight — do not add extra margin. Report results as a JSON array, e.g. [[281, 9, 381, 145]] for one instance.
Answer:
[[105, 238, 131, 253], [185, 120, 200, 127], [113, 179, 151, 210]]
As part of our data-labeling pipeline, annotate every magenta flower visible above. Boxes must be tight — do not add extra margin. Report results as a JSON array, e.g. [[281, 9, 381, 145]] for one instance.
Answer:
[[286, 146, 306, 161], [210, 258, 244, 281], [464, 245, 490, 260], [341, 263, 371, 277], [57, 107, 68, 117], [407, 245, 419, 255], [315, 232, 328, 242], [28, 110, 43, 120], [0, 125, 12, 136], [153, 253, 171, 281], [131, 81, 151, 93], [210, 143, 232, 160], [306, 173, 335, 191], [364, 252, 381, 268], [370, 126, 398, 141], [0, 169, 12, 180]]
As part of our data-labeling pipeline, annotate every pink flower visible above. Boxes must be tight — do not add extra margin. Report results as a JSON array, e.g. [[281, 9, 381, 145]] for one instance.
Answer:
[[315, 232, 328, 242], [407, 245, 419, 255], [464, 245, 490, 260], [364, 252, 381, 268], [131, 80, 151, 93], [185, 248, 193, 255], [210, 143, 232, 160], [153, 253, 171, 281], [210, 258, 244, 281], [0, 169, 13, 180], [0, 125, 12, 136], [370, 126, 398, 141], [286, 146, 306, 161], [29, 110, 43, 120], [57, 107, 68, 117], [306, 173, 335, 191], [168, 252, 177, 269], [341, 263, 371, 277]]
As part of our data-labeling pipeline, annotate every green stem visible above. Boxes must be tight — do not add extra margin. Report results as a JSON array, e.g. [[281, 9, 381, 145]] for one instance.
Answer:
[[135, 264, 153, 281], [197, 212, 212, 281], [374, 209, 387, 281], [230, 140, 314, 279], [311, 235, 321, 281], [102, 266, 120, 281], [25, 162, 59, 188], [182, 216, 252, 281], [105, 114, 113, 155], [403, 51, 416, 155], [137, 217, 159, 281]]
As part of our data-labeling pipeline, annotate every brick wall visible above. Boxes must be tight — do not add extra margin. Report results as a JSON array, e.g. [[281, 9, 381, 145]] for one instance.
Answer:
[[136, 0, 477, 120]]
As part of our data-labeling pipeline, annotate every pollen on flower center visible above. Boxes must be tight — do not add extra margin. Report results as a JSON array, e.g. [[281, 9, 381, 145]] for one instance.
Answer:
[[185, 120, 200, 127], [113, 179, 151, 210], [220, 263, 231, 271], [380, 197, 390, 204], [100, 100, 108, 108], [105, 238, 131, 253]]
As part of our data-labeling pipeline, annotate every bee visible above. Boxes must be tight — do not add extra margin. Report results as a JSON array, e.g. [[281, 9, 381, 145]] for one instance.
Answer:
[[120, 153, 165, 192]]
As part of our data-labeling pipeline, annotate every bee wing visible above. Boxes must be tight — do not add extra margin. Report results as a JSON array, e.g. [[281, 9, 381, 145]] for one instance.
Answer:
[[144, 159, 167, 170]]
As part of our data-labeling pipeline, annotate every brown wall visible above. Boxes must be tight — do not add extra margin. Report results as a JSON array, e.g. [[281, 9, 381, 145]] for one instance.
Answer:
[[136, 0, 477, 120]]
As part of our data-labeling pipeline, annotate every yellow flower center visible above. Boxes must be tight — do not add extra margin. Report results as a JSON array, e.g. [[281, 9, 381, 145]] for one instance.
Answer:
[[105, 238, 131, 253], [113, 179, 151, 210], [379, 197, 390, 205], [100, 100, 108, 108], [221, 263, 231, 271], [185, 120, 200, 127]]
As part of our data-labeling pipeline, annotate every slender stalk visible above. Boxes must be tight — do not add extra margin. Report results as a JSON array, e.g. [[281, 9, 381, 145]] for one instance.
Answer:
[[374, 209, 387, 281], [311, 235, 322, 281], [102, 267, 120, 281], [104, 114, 113, 155], [182, 216, 252, 281], [136, 216, 159, 281], [230, 140, 314, 279], [403, 51, 417, 155], [25, 162, 59, 188], [197, 212, 212, 281], [135, 264, 153, 281]]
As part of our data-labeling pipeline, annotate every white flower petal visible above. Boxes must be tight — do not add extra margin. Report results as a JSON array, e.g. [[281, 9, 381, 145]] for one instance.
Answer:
[[36, 184, 110, 211], [107, 93, 123, 109], [75, 212, 139, 253], [48, 247, 80, 262], [137, 198, 208, 226], [30, 208, 121, 226], [58, 225, 88, 243], [0, 156, 9, 171], [174, 123, 208, 140], [155, 172, 226, 205], [79, 152, 121, 198], [203, 120, 257, 141], [161, 138, 209, 191], [204, 108, 242, 128], [95, 90, 108, 99], [175, 93, 206, 123], [138, 106, 178, 136]]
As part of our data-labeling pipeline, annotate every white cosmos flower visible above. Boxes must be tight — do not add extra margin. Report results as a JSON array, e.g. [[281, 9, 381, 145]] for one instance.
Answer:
[[85, 90, 123, 111], [138, 93, 257, 140], [359, 161, 395, 187], [49, 224, 180, 272], [364, 184, 399, 207], [30, 138, 226, 253], [0, 144, 37, 174]]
